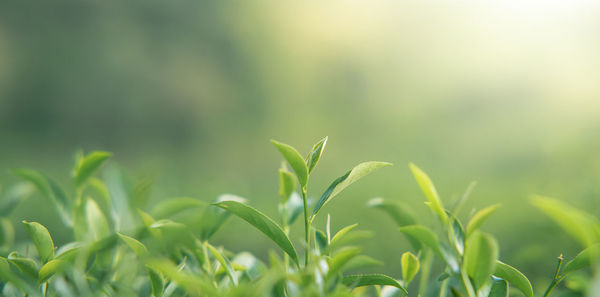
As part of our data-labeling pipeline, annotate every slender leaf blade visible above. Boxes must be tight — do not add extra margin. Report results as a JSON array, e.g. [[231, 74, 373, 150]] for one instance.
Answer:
[[465, 204, 501, 237], [306, 136, 328, 174], [493, 261, 533, 297], [271, 140, 308, 187], [342, 274, 407, 296], [212, 200, 299, 266], [409, 163, 447, 223], [73, 151, 112, 188]]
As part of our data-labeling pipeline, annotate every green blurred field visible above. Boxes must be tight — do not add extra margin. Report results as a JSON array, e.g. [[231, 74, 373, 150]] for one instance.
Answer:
[[1, 0, 600, 285]]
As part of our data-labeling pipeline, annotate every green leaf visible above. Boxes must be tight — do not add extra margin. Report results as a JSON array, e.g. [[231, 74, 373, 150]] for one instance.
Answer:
[[409, 163, 447, 224], [278, 167, 296, 202], [212, 200, 299, 266], [8, 252, 38, 279], [531, 195, 600, 246], [343, 255, 384, 271], [207, 243, 238, 285], [463, 232, 498, 289], [313, 161, 392, 217], [327, 247, 362, 278], [13, 169, 72, 226], [86, 197, 110, 241], [306, 136, 328, 174], [23, 221, 55, 264], [562, 244, 600, 275], [118, 233, 148, 257], [493, 261, 533, 297], [465, 204, 501, 237], [151, 197, 206, 219], [0, 182, 34, 217], [38, 259, 67, 283], [449, 216, 466, 255], [0, 218, 15, 247], [342, 274, 407, 295], [488, 278, 508, 297], [398, 225, 442, 257], [146, 265, 164, 297], [329, 224, 359, 250], [283, 192, 303, 225], [401, 252, 420, 285], [367, 198, 417, 227], [271, 140, 309, 187], [73, 151, 112, 188], [199, 194, 245, 241]]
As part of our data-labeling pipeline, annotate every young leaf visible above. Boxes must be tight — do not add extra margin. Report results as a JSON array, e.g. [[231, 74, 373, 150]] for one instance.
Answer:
[[212, 200, 299, 266], [312, 161, 392, 217], [343, 255, 384, 271], [278, 167, 296, 202], [531, 195, 600, 246], [271, 140, 309, 187], [118, 233, 148, 257], [463, 232, 498, 289], [329, 224, 359, 249], [449, 217, 466, 255], [562, 244, 600, 275], [207, 243, 238, 286], [8, 252, 38, 279], [38, 259, 67, 283], [146, 265, 164, 297], [86, 198, 110, 241], [465, 204, 501, 237], [409, 163, 447, 224], [73, 151, 112, 188], [367, 198, 417, 227], [151, 197, 206, 219], [23, 221, 55, 264], [398, 225, 442, 257], [488, 278, 508, 297], [327, 247, 362, 278], [401, 252, 420, 285], [199, 194, 245, 241], [493, 261, 533, 297], [342, 274, 407, 295], [306, 136, 328, 174], [13, 169, 72, 226]]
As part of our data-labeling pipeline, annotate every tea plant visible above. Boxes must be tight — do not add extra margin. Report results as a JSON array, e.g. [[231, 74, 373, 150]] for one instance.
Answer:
[[0, 138, 407, 297]]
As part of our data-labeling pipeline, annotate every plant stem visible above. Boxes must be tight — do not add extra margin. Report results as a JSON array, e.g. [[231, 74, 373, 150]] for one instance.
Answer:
[[301, 187, 311, 267], [542, 254, 564, 297]]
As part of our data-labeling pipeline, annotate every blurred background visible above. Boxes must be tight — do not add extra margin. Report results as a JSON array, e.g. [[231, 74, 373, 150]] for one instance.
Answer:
[[1, 0, 600, 286]]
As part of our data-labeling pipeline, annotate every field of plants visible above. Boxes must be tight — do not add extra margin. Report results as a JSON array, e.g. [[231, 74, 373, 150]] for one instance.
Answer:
[[0, 138, 597, 297]]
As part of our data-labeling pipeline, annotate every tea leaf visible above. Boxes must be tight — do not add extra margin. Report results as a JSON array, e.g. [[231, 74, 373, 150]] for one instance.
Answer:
[[367, 198, 417, 227], [8, 253, 38, 279], [86, 198, 110, 241], [151, 197, 206, 219], [207, 243, 238, 286], [118, 233, 148, 257], [73, 151, 112, 188], [212, 200, 299, 266], [23, 221, 55, 264], [38, 259, 67, 283], [342, 274, 407, 295], [313, 161, 392, 217], [463, 232, 498, 289], [562, 244, 600, 275], [278, 167, 296, 202], [493, 261, 533, 297], [449, 216, 466, 255], [306, 136, 328, 174], [409, 163, 447, 224], [401, 252, 420, 285], [398, 225, 442, 257], [199, 194, 245, 241], [465, 204, 501, 237], [531, 195, 600, 246], [488, 278, 508, 297], [329, 224, 359, 249], [146, 265, 164, 297], [327, 247, 361, 278], [271, 140, 308, 187]]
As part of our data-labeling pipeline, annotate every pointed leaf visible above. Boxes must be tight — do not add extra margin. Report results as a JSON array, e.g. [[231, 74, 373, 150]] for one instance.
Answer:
[[367, 198, 417, 227], [207, 243, 238, 286], [8, 252, 38, 279], [199, 194, 245, 240], [489, 278, 508, 297], [271, 140, 308, 187], [23, 221, 55, 264], [493, 261, 533, 297], [73, 151, 112, 188], [307, 136, 328, 174], [562, 244, 600, 275], [329, 224, 359, 249], [449, 217, 466, 255], [398, 225, 442, 256], [465, 204, 501, 237], [38, 259, 67, 283], [146, 265, 164, 297], [313, 161, 392, 217], [212, 200, 299, 266], [401, 252, 420, 285], [151, 197, 206, 219], [344, 255, 384, 271], [463, 232, 498, 289], [409, 163, 447, 224], [118, 233, 148, 257], [342, 274, 407, 295], [86, 198, 110, 241], [327, 247, 362, 278]]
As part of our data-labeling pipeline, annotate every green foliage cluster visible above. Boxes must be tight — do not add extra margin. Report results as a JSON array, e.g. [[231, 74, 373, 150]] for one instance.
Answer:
[[0, 138, 597, 297]]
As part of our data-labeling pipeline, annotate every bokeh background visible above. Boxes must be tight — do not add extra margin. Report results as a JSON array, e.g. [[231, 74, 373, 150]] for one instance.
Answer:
[[1, 0, 600, 286]]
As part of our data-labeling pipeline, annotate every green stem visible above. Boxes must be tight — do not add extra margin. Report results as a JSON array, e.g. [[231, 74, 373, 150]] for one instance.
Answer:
[[301, 187, 311, 268], [418, 250, 433, 297], [542, 254, 564, 297]]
